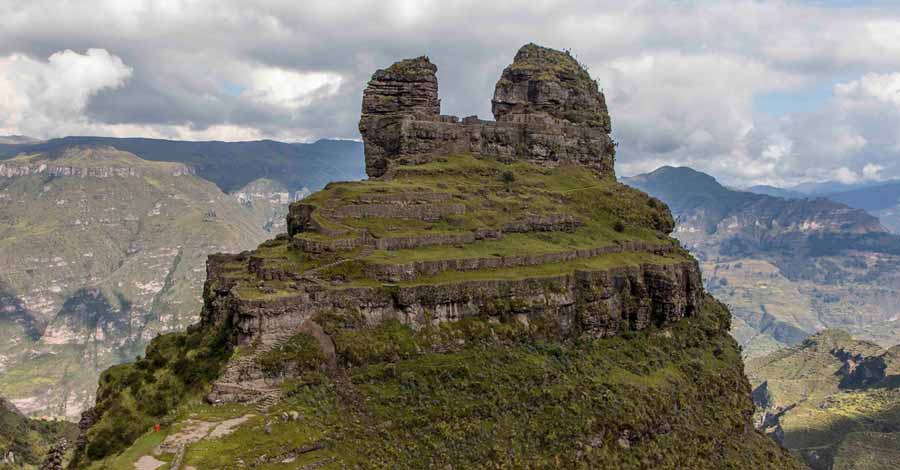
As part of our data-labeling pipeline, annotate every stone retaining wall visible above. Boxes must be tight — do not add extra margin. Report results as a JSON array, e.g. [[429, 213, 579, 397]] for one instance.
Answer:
[[364, 241, 676, 282], [203, 255, 701, 345]]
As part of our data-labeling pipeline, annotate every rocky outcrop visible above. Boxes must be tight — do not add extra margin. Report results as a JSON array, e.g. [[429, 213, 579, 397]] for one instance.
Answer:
[[359, 44, 615, 178], [68, 407, 99, 469], [203, 248, 702, 346], [194, 44, 699, 409], [492, 43, 611, 131], [39, 439, 67, 470]]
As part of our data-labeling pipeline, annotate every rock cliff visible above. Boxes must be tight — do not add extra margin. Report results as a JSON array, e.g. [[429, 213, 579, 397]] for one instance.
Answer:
[[69, 44, 800, 469], [0, 145, 279, 420]]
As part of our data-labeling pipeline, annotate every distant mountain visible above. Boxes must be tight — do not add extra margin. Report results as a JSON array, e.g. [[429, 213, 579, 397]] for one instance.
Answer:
[[624, 166, 900, 357], [746, 330, 900, 469], [0, 136, 366, 193], [786, 180, 882, 197], [0, 136, 43, 145], [741, 179, 900, 233], [0, 145, 287, 419], [746, 185, 804, 199], [824, 181, 900, 233]]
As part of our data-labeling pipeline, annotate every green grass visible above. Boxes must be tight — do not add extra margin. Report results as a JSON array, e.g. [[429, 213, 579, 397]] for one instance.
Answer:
[[220, 154, 679, 299], [392, 250, 692, 287], [86, 429, 169, 470], [99, 296, 801, 470], [69, 324, 233, 468], [302, 155, 672, 248], [363, 230, 670, 266]]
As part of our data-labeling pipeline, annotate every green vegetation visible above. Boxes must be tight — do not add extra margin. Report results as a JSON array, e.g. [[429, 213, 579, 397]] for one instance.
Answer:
[[223, 154, 678, 299], [69, 323, 233, 467], [72, 152, 798, 468], [84, 296, 801, 469], [257, 332, 325, 377], [395, 250, 692, 287], [0, 399, 76, 469]]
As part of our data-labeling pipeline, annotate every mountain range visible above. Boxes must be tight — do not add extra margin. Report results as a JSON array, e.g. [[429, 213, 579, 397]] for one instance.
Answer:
[[0, 140, 364, 420], [0, 136, 365, 194], [625, 166, 900, 357], [61, 44, 801, 470], [746, 179, 900, 234]]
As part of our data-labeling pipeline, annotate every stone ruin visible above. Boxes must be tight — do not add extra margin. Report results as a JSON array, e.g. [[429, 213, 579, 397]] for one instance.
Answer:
[[359, 43, 616, 178]]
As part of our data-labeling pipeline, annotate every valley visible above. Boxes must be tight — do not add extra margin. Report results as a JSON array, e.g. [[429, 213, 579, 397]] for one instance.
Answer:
[[0, 144, 360, 420], [625, 166, 900, 358], [747, 330, 900, 469]]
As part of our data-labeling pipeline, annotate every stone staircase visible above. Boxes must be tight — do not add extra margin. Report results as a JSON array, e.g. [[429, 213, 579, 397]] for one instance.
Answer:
[[207, 330, 300, 410]]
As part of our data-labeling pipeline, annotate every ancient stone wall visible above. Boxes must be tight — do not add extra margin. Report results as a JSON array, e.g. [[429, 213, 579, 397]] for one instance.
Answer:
[[359, 44, 615, 178], [203, 252, 702, 345]]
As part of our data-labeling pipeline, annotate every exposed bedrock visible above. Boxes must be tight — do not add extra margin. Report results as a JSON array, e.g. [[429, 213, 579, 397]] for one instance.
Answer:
[[359, 44, 615, 178], [203, 253, 702, 346]]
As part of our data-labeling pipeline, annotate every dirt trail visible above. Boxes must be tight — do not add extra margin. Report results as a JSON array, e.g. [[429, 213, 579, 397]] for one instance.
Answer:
[[134, 455, 165, 470]]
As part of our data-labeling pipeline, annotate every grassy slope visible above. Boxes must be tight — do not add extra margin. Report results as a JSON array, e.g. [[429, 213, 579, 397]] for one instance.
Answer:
[[72, 155, 799, 468], [81, 297, 801, 469], [0, 399, 77, 469], [232, 154, 678, 299]]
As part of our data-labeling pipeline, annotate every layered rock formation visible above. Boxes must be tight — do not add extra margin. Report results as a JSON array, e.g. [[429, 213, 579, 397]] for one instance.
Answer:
[[70, 44, 801, 469], [359, 43, 615, 178], [197, 45, 695, 404]]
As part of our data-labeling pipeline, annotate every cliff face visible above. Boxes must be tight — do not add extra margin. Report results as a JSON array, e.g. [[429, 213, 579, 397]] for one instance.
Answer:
[[71, 44, 800, 469], [359, 44, 615, 178]]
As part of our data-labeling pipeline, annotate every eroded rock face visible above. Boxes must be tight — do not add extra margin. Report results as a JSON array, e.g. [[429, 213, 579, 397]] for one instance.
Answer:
[[361, 56, 440, 118], [359, 44, 615, 178], [492, 43, 611, 131], [202, 250, 703, 346]]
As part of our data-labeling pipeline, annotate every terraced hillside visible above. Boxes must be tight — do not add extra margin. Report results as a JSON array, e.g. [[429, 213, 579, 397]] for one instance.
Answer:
[[747, 331, 900, 469], [68, 44, 800, 469], [0, 146, 279, 419]]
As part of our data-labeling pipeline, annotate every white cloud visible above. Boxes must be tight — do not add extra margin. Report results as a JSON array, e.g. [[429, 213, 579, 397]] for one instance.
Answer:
[[836, 72, 900, 107], [0, 49, 132, 137], [831, 166, 860, 185], [3, 1, 900, 183], [599, 51, 805, 180], [243, 67, 343, 110], [863, 163, 884, 180]]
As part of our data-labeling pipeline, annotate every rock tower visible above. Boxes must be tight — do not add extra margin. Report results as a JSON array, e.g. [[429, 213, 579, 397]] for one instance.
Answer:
[[359, 43, 616, 178]]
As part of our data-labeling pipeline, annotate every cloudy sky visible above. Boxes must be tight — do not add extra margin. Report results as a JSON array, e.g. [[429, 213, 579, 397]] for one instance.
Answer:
[[2, 0, 900, 187]]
